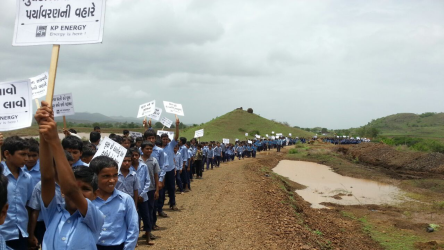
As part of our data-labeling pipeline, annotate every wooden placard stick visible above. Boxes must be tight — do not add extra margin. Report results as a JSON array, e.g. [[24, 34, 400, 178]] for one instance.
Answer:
[[45, 45, 61, 107], [63, 116, 67, 130], [34, 99, 40, 109]]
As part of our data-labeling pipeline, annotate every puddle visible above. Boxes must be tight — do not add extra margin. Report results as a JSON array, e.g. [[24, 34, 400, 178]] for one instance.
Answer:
[[273, 160, 404, 209]]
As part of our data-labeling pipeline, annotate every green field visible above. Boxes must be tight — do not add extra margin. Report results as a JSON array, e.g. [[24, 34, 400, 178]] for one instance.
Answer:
[[179, 109, 313, 142]]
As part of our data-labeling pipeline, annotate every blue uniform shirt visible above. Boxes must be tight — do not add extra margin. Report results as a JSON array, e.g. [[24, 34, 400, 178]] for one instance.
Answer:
[[28, 181, 64, 222], [207, 148, 214, 158], [0, 164, 33, 241], [151, 146, 166, 182], [116, 170, 139, 198], [93, 190, 139, 249], [174, 152, 182, 171], [129, 162, 150, 202], [213, 146, 221, 156], [162, 140, 178, 172], [21, 160, 40, 189], [41, 197, 104, 250], [72, 159, 87, 168], [179, 145, 189, 166]]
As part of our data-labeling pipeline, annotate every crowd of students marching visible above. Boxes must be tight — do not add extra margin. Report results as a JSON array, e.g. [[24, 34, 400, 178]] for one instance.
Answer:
[[0, 102, 296, 250]]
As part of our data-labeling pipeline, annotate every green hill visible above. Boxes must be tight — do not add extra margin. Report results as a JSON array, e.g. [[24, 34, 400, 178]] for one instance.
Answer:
[[179, 109, 313, 142], [364, 112, 444, 140]]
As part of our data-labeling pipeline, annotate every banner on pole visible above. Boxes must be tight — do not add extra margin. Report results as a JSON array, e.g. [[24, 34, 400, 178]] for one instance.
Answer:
[[93, 137, 127, 170], [13, 0, 107, 46], [137, 100, 155, 118], [52, 93, 75, 117], [194, 129, 204, 138], [160, 117, 173, 128], [29, 72, 48, 99], [163, 101, 184, 116], [222, 138, 229, 144], [157, 130, 174, 140], [0, 79, 32, 131], [146, 107, 162, 121], [129, 131, 143, 138]]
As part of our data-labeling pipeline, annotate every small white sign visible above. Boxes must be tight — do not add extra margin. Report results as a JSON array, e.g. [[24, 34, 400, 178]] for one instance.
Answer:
[[266, 134, 269, 137], [160, 117, 173, 128], [289, 133, 292, 136], [271, 136, 276, 140], [235, 138, 239, 142], [223, 138, 230, 144], [157, 130, 174, 140], [248, 140, 252, 144], [163, 101, 184, 116], [245, 133, 248, 136], [129, 131, 143, 138], [0, 79, 32, 131], [272, 131, 275, 134], [137, 100, 155, 118], [194, 129, 204, 138], [13, 0, 107, 46], [255, 135, 260, 139], [29, 72, 48, 99], [52, 93, 75, 117], [146, 107, 162, 121], [276, 133, 282, 136], [93, 137, 127, 170]]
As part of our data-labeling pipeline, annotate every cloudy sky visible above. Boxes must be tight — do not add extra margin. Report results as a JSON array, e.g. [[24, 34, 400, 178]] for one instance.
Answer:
[[1, 0, 443, 129]]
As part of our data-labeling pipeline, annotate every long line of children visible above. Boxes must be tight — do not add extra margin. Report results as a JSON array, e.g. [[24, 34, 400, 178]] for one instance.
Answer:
[[0, 102, 296, 250]]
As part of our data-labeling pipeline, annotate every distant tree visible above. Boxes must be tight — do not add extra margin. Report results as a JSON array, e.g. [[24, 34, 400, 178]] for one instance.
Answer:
[[247, 108, 253, 113], [154, 122, 163, 128], [321, 128, 328, 133]]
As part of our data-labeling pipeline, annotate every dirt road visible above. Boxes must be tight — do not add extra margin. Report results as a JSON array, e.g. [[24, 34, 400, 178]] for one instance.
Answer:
[[136, 147, 381, 250]]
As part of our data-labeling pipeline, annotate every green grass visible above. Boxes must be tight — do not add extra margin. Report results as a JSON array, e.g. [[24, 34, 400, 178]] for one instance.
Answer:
[[180, 109, 313, 142], [359, 216, 423, 250]]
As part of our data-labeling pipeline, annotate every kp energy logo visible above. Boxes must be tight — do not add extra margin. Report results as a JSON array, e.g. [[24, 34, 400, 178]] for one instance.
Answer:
[[36, 26, 47, 37]]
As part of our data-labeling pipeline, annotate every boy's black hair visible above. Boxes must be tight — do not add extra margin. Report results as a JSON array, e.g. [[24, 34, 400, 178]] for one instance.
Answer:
[[123, 130, 129, 135], [155, 140, 162, 147], [65, 150, 74, 162], [129, 147, 140, 155], [73, 166, 98, 192], [1, 136, 30, 158], [140, 141, 154, 150], [109, 133, 116, 137], [81, 145, 96, 158], [0, 163, 9, 209], [143, 130, 156, 139], [68, 128, 77, 134], [125, 151, 132, 158], [197, 144, 202, 148], [179, 137, 187, 144], [121, 137, 132, 143], [89, 156, 118, 175], [25, 138, 39, 153], [160, 133, 169, 139], [109, 135, 123, 144], [61, 136, 83, 151], [93, 126, 101, 130], [135, 137, 143, 142], [186, 141, 191, 146], [90, 132, 101, 143]]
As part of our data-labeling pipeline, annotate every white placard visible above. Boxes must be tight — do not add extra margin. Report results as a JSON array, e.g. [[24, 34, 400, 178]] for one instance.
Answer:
[[157, 130, 174, 140], [13, 0, 106, 46], [271, 136, 276, 140], [223, 138, 230, 144], [266, 134, 269, 137], [289, 133, 292, 136], [93, 137, 127, 170], [272, 131, 275, 134], [52, 93, 75, 117], [276, 133, 282, 136], [235, 138, 239, 142], [129, 131, 143, 138], [245, 133, 248, 136], [194, 129, 204, 138], [146, 107, 162, 121], [0, 79, 32, 131], [163, 101, 184, 116], [255, 135, 260, 139], [248, 140, 252, 144], [137, 100, 155, 118], [29, 72, 48, 99], [160, 117, 173, 128]]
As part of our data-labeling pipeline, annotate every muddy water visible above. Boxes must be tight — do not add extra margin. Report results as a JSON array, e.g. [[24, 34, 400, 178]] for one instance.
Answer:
[[273, 160, 403, 209]]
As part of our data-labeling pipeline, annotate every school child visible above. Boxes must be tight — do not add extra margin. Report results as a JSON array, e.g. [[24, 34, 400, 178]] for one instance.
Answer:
[[89, 131, 101, 150], [178, 138, 190, 192], [173, 145, 183, 193], [206, 144, 214, 170], [0, 136, 32, 250], [62, 136, 87, 168], [194, 145, 203, 179], [236, 143, 244, 160], [139, 141, 161, 237], [160, 118, 180, 211], [90, 156, 139, 250], [252, 143, 257, 158], [245, 144, 252, 158], [34, 104, 104, 250], [81, 144, 96, 165], [116, 152, 139, 208], [186, 142, 193, 182], [135, 137, 143, 154], [220, 142, 226, 163], [128, 147, 153, 245], [214, 143, 221, 167], [22, 138, 40, 190], [121, 137, 132, 149], [0, 164, 8, 249]]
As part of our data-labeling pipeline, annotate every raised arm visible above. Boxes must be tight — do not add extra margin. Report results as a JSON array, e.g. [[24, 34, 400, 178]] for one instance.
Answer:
[[174, 116, 179, 142]]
